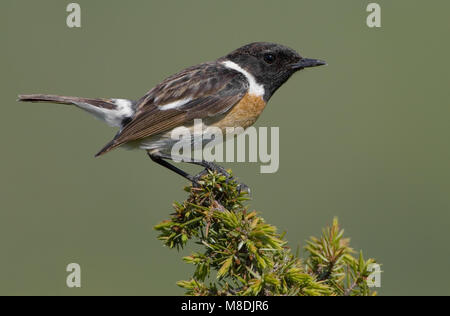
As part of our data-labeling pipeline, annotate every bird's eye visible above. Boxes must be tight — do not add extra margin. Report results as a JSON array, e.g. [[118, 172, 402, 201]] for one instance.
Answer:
[[263, 54, 275, 64]]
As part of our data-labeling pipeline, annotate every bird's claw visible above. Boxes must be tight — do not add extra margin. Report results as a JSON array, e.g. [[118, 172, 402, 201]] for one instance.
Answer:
[[237, 183, 251, 195], [191, 169, 209, 187]]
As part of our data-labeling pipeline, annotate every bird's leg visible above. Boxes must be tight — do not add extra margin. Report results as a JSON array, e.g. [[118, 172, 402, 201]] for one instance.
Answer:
[[147, 152, 250, 193], [148, 152, 230, 180]]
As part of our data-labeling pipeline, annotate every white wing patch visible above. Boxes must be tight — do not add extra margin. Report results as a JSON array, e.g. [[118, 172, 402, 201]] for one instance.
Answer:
[[221, 60, 265, 97], [74, 98, 134, 127], [158, 98, 192, 111]]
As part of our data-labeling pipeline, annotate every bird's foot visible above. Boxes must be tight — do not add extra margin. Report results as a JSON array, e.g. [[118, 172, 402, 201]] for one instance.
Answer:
[[191, 169, 210, 187], [236, 182, 251, 195]]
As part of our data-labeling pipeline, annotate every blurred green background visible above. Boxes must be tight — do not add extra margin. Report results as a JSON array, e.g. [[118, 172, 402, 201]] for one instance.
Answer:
[[1, 0, 449, 295]]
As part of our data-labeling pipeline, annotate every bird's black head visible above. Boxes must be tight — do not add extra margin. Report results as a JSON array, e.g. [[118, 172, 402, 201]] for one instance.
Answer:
[[223, 42, 326, 101]]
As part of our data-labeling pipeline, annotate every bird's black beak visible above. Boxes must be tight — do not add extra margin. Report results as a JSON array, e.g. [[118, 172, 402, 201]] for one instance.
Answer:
[[291, 58, 327, 70]]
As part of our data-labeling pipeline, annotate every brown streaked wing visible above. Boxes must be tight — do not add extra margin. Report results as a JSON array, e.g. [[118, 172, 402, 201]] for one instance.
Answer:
[[96, 62, 249, 155], [134, 62, 240, 114]]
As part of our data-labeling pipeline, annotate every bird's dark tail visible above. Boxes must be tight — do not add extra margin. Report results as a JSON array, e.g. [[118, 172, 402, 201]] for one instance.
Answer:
[[18, 94, 134, 128], [18, 94, 117, 109], [18, 94, 135, 156]]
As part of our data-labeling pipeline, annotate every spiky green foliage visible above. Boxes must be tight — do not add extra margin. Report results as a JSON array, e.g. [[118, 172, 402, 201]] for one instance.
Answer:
[[155, 171, 380, 296]]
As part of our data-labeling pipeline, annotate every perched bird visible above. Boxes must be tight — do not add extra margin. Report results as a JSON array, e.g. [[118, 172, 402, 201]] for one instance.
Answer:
[[18, 42, 326, 191]]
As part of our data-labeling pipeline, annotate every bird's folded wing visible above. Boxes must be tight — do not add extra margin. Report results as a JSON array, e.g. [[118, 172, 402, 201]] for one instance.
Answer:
[[110, 63, 249, 146]]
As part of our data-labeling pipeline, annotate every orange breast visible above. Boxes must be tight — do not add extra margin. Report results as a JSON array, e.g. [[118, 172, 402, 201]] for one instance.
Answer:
[[212, 93, 267, 130]]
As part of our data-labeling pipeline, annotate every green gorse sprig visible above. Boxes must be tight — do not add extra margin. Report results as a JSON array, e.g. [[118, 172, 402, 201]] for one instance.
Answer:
[[155, 170, 379, 296]]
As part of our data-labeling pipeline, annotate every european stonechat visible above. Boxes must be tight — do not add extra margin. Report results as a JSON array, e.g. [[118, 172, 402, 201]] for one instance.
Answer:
[[19, 42, 326, 190]]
